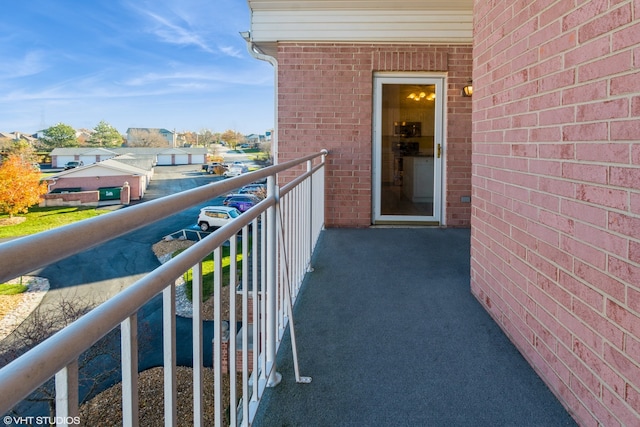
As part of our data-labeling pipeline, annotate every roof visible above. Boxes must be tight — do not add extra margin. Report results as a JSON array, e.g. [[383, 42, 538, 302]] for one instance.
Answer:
[[50, 147, 118, 156], [47, 158, 150, 179], [247, 0, 473, 55], [109, 154, 156, 171], [50, 147, 207, 156], [0, 131, 37, 142]]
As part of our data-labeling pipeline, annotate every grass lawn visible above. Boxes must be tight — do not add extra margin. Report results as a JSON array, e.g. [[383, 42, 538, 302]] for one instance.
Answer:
[[181, 237, 251, 302], [0, 206, 110, 239], [248, 152, 270, 163], [0, 283, 27, 295]]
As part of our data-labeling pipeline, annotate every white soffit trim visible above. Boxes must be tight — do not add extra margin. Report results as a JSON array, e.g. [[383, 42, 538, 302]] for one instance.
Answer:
[[248, 0, 472, 10], [249, 10, 472, 48]]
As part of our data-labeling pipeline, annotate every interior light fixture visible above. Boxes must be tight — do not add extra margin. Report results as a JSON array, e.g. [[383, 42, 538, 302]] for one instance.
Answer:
[[407, 91, 435, 101], [462, 80, 473, 97]]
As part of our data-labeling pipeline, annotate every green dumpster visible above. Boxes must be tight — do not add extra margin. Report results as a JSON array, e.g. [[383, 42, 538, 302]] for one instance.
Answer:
[[98, 187, 121, 201]]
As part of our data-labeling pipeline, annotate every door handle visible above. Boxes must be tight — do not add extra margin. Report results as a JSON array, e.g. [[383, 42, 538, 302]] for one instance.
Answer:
[[437, 144, 441, 158]]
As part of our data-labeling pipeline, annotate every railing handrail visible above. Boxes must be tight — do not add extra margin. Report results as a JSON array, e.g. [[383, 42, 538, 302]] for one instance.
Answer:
[[0, 150, 327, 284], [0, 149, 327, 416]]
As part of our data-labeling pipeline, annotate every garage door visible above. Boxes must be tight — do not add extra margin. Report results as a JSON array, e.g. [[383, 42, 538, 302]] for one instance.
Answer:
[[79, 156, 96, 165], [174, 154, 189, 165], [157, 155, 172, 165], [56, 156, 75, 168], [190, 154, 205, 164]]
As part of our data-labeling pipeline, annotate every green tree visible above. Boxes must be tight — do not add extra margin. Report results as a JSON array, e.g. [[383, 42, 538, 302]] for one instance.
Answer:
[[89, 121, 123, 147], [41, 123, 78, 148], [6, 140, 38, 163], [0, 154, 48, 217]]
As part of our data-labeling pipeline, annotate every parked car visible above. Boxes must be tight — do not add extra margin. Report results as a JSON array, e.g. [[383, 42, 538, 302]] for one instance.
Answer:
[[238, 183, 267, 199], [204, 163, 226, 175], [222, 194, 261, 213], [64, 161, 84, 170], [223, 165, 247, 177], [197, 206, 241, 231]]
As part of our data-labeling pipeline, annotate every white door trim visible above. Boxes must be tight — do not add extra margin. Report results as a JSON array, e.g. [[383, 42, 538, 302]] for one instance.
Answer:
[[372, 72, 446, 224]]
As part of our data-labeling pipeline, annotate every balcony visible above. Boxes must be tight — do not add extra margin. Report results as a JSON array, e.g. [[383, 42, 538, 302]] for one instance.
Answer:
[[252, 227, 577, 426], [0, 150, 574, 426]]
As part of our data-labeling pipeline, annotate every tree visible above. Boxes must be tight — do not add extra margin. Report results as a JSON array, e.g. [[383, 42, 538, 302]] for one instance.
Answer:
[[88, 121, 123, 147], [0, 154, 48, 217], [126, 129, 169, 147], [220, 129, 245, 150], [0, 292, 122, 422], [199, 129, 216, 147], [6, 140, 38, 163], [0, 135, 13, 151], [41, 123, 78, 149]]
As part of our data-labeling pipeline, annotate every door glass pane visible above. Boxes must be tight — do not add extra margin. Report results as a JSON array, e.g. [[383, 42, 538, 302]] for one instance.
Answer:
[[380, 84, 435, 217]]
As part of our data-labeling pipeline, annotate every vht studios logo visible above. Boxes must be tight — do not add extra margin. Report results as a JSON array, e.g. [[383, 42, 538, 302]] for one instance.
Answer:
[[4, 416, 80, 425]]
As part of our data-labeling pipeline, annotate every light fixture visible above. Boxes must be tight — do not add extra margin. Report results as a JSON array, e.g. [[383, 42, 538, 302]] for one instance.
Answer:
[[462, 80, 473, 97], [407, 91, 436, 102]]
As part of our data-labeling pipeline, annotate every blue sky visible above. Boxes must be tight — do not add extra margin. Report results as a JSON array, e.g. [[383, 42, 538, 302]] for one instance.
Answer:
[[1, 0, 274, 136]]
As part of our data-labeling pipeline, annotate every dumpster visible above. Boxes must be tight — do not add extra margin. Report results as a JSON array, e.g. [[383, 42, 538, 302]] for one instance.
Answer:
[[98, 187, 121, 201]]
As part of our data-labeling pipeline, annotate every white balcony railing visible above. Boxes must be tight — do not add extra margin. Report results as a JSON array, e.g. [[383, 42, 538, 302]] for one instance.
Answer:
[[0, 150, 327, 426]]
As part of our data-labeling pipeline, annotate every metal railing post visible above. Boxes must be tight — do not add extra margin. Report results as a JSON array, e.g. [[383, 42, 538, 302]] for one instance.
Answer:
[[121, 314, 139, 427], [307, 159, 314, 270], [55, 359, 79, 425], [266, 175, 282, 387]]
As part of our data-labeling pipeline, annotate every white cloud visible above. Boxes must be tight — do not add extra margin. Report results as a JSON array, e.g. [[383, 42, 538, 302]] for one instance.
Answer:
[[143, 10, 215, 53], [219, 45, 243, 59], [0, 51, 48, 79]]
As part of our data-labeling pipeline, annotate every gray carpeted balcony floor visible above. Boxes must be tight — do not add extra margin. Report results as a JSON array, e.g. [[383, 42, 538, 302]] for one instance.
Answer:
[[253, 227, 576, 427]]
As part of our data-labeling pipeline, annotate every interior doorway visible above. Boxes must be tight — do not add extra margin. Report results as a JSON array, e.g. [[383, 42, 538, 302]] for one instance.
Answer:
[[373, 74, 444, 224]]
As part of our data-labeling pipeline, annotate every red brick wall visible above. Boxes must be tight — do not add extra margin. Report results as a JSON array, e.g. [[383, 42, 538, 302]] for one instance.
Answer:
[[277, 43, 473, 227], [471, 1, 640, 425]]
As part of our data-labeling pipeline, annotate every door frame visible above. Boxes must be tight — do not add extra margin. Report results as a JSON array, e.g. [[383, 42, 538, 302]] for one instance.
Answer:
[[372, 72, 446, 225]]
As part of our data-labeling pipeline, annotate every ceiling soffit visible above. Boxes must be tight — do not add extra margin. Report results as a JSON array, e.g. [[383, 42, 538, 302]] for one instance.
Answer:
[[247, 0, 473, 54], [247, 0, 473, 11]]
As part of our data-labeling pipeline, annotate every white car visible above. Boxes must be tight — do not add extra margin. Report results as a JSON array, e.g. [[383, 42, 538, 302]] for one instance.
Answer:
[[223, 164, 248, 177], [197, 206, 241, 231]]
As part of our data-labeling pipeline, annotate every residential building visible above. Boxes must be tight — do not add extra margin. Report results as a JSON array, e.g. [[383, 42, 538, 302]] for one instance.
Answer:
[[44, 157, 153, 203], [0, 131, 38, 145], [50, 147, 206, 167], [246, 0, 473, 228], [245, 0, 640, 425]]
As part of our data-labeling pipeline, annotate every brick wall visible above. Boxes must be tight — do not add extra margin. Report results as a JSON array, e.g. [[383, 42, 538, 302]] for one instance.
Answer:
[[48, 175, 144, 200], [471, 1, 640, 425], [277, 43, 472, 227], [40, 191, 100, 207]]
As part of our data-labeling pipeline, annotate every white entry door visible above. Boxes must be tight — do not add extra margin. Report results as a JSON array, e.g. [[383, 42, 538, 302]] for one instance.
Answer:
[[373, 73, 444, 224]]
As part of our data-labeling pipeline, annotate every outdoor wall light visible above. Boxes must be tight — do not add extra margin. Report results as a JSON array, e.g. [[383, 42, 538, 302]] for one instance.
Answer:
[[462, 80, 473, 97]]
